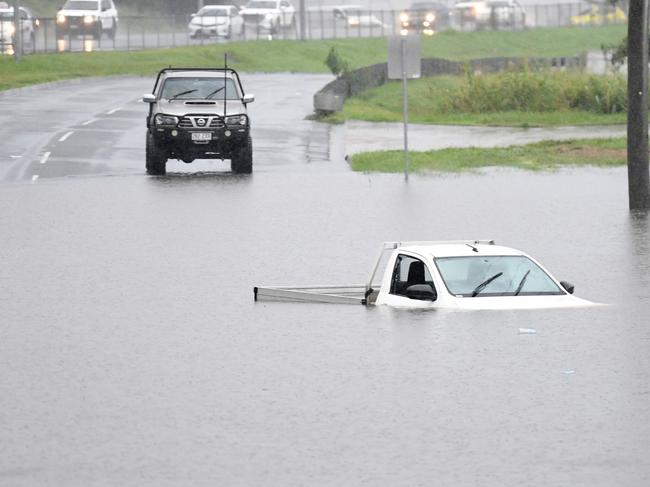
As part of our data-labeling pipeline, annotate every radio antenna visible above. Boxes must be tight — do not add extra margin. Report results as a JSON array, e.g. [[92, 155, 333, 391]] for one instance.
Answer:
[[223, 53, 227, 120]]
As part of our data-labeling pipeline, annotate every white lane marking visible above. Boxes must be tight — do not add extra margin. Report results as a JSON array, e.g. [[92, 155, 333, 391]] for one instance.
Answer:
[[59, 131, 74, 142], [31, 175, 39, 181], [82, 119, 95, 126], [39, 152, 51, 164], [10, 155, 22, 159], [107, 108, 120, 115]]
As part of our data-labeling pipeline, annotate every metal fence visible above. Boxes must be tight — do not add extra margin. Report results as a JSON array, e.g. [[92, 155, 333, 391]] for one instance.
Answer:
[[1, 3, 627, 56]]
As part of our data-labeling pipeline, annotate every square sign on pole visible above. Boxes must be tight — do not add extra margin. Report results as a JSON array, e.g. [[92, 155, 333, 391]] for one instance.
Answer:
[[388, 35, 421, 80], [388, 35, 421, 181]]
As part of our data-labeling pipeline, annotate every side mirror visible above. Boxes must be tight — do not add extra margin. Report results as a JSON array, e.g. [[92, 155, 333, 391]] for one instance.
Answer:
[[405, 284, 437, 301], [142, 94, 156, 103], [560, 281, 575, 294], [242, 93, 255, 104]]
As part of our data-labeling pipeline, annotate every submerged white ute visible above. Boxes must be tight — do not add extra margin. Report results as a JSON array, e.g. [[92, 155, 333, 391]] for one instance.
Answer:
[[254, 240, 598, 310]]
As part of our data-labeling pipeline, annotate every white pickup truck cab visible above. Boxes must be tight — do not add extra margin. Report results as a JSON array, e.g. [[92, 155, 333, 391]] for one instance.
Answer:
[[254, 241, 596, 310]]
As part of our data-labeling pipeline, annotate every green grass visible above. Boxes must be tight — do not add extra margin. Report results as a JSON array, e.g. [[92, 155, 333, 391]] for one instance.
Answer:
[[348, 138, 627, 173], [329, 72, 628, 126], [0, 25, 625, 92]]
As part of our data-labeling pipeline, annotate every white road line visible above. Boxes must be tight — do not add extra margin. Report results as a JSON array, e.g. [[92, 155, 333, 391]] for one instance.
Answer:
[[10, 155, 22, 159], [39, 152, 51, 164], [82, 119, 95, 126], [59, 131, 74, 142], [31, 175, 39, 181], [107, 108, 120, 115]]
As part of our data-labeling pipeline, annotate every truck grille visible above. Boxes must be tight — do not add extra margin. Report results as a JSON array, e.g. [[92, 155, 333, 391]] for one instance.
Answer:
[[178, 115, 224, 129]]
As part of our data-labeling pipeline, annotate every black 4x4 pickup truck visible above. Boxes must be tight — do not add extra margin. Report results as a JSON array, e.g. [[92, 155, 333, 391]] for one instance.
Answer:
[[142, 67, 254, 175]]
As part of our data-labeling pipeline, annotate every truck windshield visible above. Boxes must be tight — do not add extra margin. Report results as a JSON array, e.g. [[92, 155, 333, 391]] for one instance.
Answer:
[[160, 77, 240, 101], [63, 1, 99, 9], [245, 1, 278, 8], [435, 255, 563, 297]]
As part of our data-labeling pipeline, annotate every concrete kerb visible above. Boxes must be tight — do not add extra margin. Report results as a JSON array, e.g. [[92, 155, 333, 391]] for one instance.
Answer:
[[313, 54, 586, 114]]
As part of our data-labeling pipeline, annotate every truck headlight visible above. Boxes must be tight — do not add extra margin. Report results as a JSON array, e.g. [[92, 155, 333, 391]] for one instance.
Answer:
[[226, 115, 247, 126], [56, 14, 67, 24], [84, 15, 96, 25], [154, 114, 179, 126], [425, 13, 435, 22], [399, 12, 409, 22]]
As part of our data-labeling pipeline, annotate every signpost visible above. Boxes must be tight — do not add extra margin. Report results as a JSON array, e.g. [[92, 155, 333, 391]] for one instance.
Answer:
[[388, 35, 420, 181]]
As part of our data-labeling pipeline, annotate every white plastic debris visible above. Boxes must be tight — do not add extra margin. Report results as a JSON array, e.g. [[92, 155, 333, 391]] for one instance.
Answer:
[[562, 369, 576, 375], [518, 328, 537, 334]]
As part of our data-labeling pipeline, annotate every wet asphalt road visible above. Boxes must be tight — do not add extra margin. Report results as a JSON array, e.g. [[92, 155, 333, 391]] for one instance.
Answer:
[[1, 74, 649, 486]]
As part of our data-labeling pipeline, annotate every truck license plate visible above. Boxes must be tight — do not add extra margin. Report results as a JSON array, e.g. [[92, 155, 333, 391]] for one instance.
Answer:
[[192, 132, 212, 141]]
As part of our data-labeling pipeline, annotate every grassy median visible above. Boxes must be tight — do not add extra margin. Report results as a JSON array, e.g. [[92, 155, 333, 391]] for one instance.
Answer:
[[348, 138, 627, 173], [0, 25, 625, 92]]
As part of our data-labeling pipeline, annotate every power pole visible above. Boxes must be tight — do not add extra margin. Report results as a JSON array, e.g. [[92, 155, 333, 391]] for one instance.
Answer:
[[627, 0, 650, 209]]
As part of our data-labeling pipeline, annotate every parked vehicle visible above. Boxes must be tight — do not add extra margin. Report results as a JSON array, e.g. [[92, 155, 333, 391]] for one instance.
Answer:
[[570, 4, 626, 26], [239, 0, 295, 34], [453, 0, 525, 29], [333, 5, 388, 28], [0, 2, 36, 54], [189, 5, 244, 39], [142, 67, 255, 175], [254, 240, 596, 310], [56, 0, 118, 40], [399, 1, 452, 35]]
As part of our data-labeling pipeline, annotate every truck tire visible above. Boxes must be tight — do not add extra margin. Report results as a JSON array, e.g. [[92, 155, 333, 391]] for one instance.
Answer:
[[146, 132, 167, 175], [230, 137, 253, 174]]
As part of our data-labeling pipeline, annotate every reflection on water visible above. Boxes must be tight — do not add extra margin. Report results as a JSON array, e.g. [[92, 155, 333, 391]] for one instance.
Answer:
[[0, 169, 648, 486]]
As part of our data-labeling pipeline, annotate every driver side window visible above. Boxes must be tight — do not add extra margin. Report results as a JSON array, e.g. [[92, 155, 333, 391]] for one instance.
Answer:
[[389, 254, 435, 297]]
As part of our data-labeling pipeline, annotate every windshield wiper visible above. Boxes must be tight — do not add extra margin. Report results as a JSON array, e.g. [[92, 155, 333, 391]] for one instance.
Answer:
[[514, 270, 531, 296], [169, 89, 197, 101], [471, 272, 503, 297], [205, 87, 225, 99]]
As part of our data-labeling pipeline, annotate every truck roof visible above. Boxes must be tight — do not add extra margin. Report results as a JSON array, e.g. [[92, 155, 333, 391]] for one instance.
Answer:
[[395, 241, 523, 258]]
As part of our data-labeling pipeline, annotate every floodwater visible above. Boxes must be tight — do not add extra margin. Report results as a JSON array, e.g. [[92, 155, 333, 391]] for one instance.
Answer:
[[1, 165, 648, 486]]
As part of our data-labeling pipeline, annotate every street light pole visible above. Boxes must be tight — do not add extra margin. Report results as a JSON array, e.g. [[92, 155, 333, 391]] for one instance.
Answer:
[[12, 0, 21, 62], [627, 0, 650, 209]]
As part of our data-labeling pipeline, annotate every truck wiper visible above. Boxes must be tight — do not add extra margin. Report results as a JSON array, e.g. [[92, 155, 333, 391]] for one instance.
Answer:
[[169, 89, 197, 101], [205, 87, 225, 99], [514, 270, 531, 296], [471, 272, 503, 297]]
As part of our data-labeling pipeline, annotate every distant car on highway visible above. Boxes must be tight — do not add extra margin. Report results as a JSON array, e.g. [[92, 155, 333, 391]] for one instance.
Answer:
[[570, 4, 626, 26], [333, 5, 389, 28], [0, 2, 37, 54], [399, 1, 451, 35], [453, 0, 525, 30], [56, 0, 118, 40], [239, 0, 295, 34], [189, 5, 244, 39]]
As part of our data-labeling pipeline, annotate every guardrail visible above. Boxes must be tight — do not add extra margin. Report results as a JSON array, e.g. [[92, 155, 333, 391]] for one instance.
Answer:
[[2, 4, 626, 56]]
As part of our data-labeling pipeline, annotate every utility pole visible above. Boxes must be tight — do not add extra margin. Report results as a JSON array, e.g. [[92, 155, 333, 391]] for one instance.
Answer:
[[12, 0, 21, 62], [299, 0, 305, 40], [627, 0, 650, 209]]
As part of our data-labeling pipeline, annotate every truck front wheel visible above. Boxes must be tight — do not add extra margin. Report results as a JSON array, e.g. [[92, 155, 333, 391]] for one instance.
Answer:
[[146, 132, 167, 175], [230, 137, 253, 174]]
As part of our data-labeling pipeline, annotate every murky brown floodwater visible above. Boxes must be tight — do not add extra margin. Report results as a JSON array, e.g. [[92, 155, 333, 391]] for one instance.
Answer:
[[1, 164, 648, 486]]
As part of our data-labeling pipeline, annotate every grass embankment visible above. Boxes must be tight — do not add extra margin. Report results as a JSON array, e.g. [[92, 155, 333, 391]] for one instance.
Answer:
[[0, 25, 625, 92], [348, 138, 627, 173], [335, 70, 628, 126]]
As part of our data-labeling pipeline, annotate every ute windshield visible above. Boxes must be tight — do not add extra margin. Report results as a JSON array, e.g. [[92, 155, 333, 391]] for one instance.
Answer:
[[160, 77, 240, 101], [62, 1, 99, 10], [435, 255, 563, 297]]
